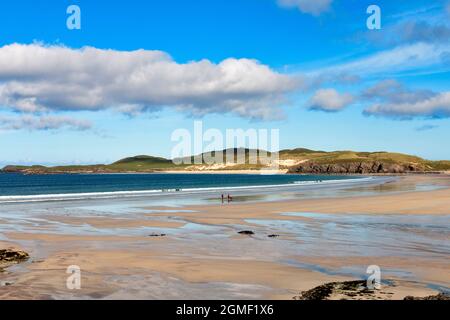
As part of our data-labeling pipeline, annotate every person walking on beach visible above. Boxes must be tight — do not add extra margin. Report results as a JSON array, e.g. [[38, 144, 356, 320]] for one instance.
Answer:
[[221, 194, 224, 203]]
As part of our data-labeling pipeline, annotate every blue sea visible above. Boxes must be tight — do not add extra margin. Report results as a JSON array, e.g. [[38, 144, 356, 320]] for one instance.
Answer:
[[0, 173, 357, 198]]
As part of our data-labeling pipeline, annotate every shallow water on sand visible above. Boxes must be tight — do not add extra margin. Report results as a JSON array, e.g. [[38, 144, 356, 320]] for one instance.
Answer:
[[247, 213, 450, 258]]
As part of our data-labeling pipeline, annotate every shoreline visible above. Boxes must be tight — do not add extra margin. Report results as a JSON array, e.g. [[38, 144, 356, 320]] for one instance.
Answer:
[[0, 176, 381, 204], [1, 172, 448, 205]]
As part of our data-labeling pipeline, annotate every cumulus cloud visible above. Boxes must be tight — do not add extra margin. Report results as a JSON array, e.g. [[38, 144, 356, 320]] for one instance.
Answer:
[[0, 115, 92, 131], [362, 79, 435, 104], [307, 88, 354, 112], [361, 80, 450, 119], [277, 0, 332, 16], [0, 43, 300, 120], [364, 88, 450, 119]]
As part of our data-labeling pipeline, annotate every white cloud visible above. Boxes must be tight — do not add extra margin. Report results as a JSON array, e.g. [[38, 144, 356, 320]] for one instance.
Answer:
[[307, 88, 354, 112], [361, 80, 450, 119], [309, 42, 450, 80], [0, 43, 300, 120], [277, 0, 332, 16], [362, 79, 434, 104], [0, 115, 92, 131], [364, 91, 450, 119]]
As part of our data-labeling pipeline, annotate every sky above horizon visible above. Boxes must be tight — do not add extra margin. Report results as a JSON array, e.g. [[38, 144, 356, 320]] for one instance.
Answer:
[[0, 0, 449, 166]]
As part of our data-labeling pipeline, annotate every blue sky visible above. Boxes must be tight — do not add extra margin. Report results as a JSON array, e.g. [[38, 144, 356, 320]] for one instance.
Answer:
[[0, 0, 449, 166]]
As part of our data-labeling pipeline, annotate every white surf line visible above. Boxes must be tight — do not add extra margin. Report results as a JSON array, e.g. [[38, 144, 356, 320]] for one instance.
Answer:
[[0, 177, 380, 204]]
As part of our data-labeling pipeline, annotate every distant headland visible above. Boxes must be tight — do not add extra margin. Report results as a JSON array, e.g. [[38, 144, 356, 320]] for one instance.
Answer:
[[2, 148, 450, 175]]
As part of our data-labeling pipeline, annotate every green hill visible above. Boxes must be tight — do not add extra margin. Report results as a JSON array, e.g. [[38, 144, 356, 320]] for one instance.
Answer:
[[109, 155, 176, 170]]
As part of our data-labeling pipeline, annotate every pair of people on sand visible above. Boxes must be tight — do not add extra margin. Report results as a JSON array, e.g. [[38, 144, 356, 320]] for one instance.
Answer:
[[221, 194, 232, 203]]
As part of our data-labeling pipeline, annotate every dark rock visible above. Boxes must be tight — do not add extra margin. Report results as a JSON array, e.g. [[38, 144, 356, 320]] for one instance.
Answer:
[[268, 234, 279, 238], [0, 249, 29, 263], [288, 161, 423, 174], [0, 249, 29, 271], [294, 280, 372, 300], [295, 282, 336, 300], [148, 233, 166, 237], [404, 293, 450, 300], [295, 280, 449, 300], [238, 230, 255, 235]]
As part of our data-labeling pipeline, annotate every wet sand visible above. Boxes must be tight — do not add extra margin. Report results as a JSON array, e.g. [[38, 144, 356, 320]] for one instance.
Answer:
[[0, 174, 449, 299]]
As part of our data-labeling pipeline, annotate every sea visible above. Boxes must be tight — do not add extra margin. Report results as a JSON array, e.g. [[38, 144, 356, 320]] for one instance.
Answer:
[[0, 173, 361, 202]]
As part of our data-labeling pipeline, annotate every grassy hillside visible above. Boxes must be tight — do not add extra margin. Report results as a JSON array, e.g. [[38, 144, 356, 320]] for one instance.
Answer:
[[108, 155, 178, 171], [278, 149, 450, 171], [2, 148, 449, 173], [280, 149, 450, 171], [2, 155, 183, 174]]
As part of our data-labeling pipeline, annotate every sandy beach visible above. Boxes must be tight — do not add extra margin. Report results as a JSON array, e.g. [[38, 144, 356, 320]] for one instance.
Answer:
[[0, 174, 449, 300]]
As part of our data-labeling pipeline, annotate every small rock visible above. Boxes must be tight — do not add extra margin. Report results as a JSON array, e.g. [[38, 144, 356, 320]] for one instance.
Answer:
[[31, 260, 45, 264], [268, 234, 279, 238], [238, 230, 254, 235], [148, 233, 166, 237]]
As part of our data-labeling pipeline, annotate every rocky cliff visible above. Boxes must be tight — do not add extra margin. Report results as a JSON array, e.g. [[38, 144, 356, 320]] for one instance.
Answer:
[[287, 161, 423, 174]]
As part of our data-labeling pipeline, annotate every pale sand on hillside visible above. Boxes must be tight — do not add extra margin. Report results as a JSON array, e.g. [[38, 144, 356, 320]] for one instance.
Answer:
[[161, 169, 289, 174], [0, 174, 449, 299]]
